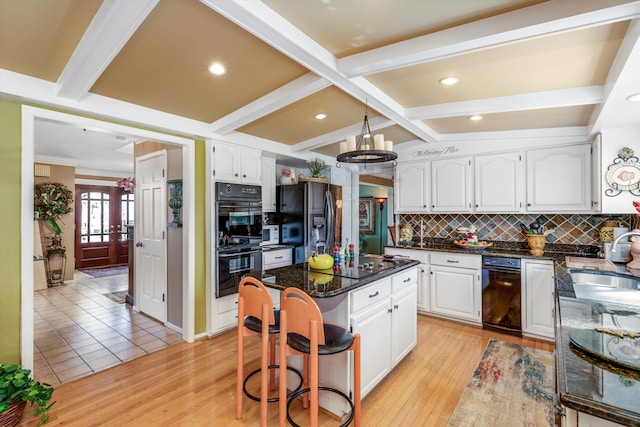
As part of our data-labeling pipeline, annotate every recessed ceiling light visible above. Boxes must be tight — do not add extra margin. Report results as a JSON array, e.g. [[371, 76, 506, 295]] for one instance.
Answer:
[[470, 115, 483, 121], [314, 113, 327, 120], [626, 92, 640, 102], [440, 77, 459, 86], [208, 63, 226, 75]]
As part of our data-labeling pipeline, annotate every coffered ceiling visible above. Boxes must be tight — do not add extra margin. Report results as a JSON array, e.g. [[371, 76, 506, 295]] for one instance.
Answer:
[[1, 0, 639, 173]]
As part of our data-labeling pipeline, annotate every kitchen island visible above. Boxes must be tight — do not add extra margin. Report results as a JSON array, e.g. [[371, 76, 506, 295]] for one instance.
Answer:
[[555, 263, 640, 427], [249, 256, 420, 420]]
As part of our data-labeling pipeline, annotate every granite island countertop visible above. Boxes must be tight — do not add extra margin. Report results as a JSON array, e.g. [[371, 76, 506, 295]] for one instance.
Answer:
[[554, 262, 640, 427], [249, 256, 420, 298]]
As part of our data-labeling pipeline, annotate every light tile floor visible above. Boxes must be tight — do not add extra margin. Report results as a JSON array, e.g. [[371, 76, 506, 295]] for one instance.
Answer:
[[33, 271, 182, 385]]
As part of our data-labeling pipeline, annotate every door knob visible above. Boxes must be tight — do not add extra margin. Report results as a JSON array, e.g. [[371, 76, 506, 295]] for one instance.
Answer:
[[135, 242, 143, 247]]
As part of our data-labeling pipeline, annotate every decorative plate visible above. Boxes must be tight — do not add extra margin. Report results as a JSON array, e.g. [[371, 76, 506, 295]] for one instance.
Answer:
[[606, 160, 640, 191], [454, 240, 493, 248]]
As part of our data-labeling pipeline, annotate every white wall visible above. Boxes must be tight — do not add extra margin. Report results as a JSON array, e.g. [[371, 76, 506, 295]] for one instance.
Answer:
[[600, 125, 640, 214]]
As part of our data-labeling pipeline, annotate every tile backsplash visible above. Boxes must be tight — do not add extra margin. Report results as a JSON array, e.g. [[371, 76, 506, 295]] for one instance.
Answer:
[[397, 213, 637, 247]]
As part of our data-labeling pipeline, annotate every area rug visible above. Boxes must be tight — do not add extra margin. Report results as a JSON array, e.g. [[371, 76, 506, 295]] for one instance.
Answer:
[[448, 339, 555, 427], [103, 291, 127, 304], [80, 265, 128, 278]]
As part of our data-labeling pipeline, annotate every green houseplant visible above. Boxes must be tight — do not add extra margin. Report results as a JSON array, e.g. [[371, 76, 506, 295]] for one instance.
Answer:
[[306, 158, 330, 178], [0, 363, 55, 426]]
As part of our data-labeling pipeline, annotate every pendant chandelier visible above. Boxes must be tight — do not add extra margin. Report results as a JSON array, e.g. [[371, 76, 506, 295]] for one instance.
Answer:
[[336, 100, 398, 165]]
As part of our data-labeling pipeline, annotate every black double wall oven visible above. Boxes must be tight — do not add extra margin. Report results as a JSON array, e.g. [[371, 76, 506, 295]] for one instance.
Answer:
[[215, 183, 263, 297]]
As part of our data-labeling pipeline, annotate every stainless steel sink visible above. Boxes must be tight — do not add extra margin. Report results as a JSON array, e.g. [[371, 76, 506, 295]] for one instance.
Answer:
[[569, 269, 640, 307]]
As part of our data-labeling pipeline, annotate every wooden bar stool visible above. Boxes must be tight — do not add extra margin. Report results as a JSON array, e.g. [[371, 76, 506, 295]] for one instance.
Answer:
[[278, 287, 361, 427], [236, 277, 301, 426]]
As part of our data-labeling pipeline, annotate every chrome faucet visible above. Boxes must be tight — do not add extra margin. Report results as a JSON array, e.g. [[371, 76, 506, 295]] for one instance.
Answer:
[[611, 230, 640, 252]]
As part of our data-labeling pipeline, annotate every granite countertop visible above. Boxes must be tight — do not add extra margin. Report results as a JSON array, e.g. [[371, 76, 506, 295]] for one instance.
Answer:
[[385, 237, 599, 262], [554, 262, 640, 426], [249, 256, 420, 298]]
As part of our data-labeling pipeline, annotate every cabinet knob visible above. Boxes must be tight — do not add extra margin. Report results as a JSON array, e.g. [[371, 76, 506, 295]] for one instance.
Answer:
[[243, 174, 246, 178], [527, 203, 531, 206], [431, 205, 435, 208], [234, 173, 239, 177], [135, 242, 143, 247]]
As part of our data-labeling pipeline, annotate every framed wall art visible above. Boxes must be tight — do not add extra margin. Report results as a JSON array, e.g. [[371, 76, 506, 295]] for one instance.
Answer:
[[358, 197, 375, 234]]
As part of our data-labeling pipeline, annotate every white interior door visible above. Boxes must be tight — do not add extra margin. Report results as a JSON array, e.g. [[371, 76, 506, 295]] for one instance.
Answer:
[[136, 150, 167, 322]]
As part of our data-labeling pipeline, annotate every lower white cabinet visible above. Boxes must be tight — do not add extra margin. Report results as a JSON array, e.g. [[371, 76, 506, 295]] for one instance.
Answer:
[[263, 248, 292, 270], [429, 252, 481, 324], [384, 248, 430, 313], [522, 259, 555, 340], [350, 269, 417, 398], [214, 293, 239, 332]]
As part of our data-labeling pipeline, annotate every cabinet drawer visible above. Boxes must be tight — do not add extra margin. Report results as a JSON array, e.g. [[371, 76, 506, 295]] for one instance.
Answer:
[[217, 294, 239, 313], [351, 279, 391, 314], [264, 249, 292, 266], [392, 268, 417, 293], [218, 309, 238, 329], [430, 252, 480, 269]]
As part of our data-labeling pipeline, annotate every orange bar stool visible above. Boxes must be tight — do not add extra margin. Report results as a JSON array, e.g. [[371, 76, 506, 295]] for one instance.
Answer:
[[236, 277, 302, 426], [278, 287, 361, 427]]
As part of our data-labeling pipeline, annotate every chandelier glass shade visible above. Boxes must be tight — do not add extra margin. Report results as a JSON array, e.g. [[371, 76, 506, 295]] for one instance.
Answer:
[[336, 102, 397, 165]]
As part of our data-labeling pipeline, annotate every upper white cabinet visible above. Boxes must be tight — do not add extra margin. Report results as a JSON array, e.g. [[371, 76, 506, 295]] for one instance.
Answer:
[[213, 141, 261, 185], [395, 161, 430, 213], [475, 152, 523, 212], [261, 157, 277, 212], [526, 144, 591, 212], [431, 157, 472, 212]]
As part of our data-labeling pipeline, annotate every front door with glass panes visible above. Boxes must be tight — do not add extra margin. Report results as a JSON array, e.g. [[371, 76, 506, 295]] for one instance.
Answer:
[[74, 185, 134, 269]]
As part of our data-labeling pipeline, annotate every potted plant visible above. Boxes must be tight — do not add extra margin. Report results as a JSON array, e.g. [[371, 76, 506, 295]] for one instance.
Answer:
[[0, 363, 55, 426], [306, 158, 330, 178]]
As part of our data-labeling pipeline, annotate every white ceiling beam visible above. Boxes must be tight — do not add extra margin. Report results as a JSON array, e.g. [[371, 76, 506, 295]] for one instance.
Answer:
[[338, 0, 640, 77], [589, 18, 640, 133], [291, 116, 393, 153], [406, 86, 604, 120], [208, 73, 330, 134], [200, 0, 440, 144], [56, 0, 159, 100]]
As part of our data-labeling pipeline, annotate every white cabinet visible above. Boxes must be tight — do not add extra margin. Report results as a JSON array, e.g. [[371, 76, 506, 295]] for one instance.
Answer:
[[430, 252, 481, 323], [395, 161, 429, 213], [349, 269, 417, 397], [384, 247, 430, 313], [391, 284, 417, 366], [522, 259, 555, 340], [431, 157, 472, 212], [213, 141, 261, 184], [261, 157, 277, 212], [263, 248, 292, 270], [526, 144, 591, 212], [475, 152, 523, 212], [214, 293, 239, 332], [351, 298, 392, 397]]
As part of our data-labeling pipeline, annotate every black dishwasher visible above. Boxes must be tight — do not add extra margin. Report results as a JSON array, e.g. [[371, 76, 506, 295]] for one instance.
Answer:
[[482, 256, 522, 336]]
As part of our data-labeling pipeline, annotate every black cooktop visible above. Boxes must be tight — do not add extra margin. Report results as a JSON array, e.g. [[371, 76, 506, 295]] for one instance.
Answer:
[[311, 256, 405, 280]]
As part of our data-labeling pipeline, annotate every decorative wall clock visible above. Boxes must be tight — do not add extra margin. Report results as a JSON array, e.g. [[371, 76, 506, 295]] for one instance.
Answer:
[[605, 146, 640, 197]]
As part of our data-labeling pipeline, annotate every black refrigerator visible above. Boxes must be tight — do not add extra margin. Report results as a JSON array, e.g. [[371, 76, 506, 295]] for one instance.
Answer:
[[277, 181, 342, 264]]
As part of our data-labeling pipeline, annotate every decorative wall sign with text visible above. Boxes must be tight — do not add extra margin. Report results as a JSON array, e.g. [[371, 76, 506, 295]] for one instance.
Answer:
[[605, 147, 640, 197]]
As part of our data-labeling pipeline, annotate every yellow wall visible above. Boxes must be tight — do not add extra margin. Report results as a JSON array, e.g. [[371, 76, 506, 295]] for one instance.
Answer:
[[0, 98, 208, 362]]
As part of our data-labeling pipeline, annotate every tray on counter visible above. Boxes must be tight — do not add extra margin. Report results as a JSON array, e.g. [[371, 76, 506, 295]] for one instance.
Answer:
[[453, 240, 493, 249]]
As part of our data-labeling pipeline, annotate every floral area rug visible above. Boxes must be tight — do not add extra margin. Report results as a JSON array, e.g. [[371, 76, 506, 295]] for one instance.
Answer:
[[79, 265, 128, 278], [103, 291, 127, 304], [448, 339, 555, 427]]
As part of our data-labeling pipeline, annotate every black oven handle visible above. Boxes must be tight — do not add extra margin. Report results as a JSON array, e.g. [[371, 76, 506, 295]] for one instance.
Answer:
[[218, 249, 262, 258]]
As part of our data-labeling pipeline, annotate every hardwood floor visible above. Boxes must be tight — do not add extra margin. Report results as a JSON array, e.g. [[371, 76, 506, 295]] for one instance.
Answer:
[[19, 315, 554, 426]]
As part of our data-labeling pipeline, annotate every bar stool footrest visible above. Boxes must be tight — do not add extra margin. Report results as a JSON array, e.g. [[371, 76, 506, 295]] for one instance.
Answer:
[[286, 386, 355, 427], [243, 365, 303, 403]]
